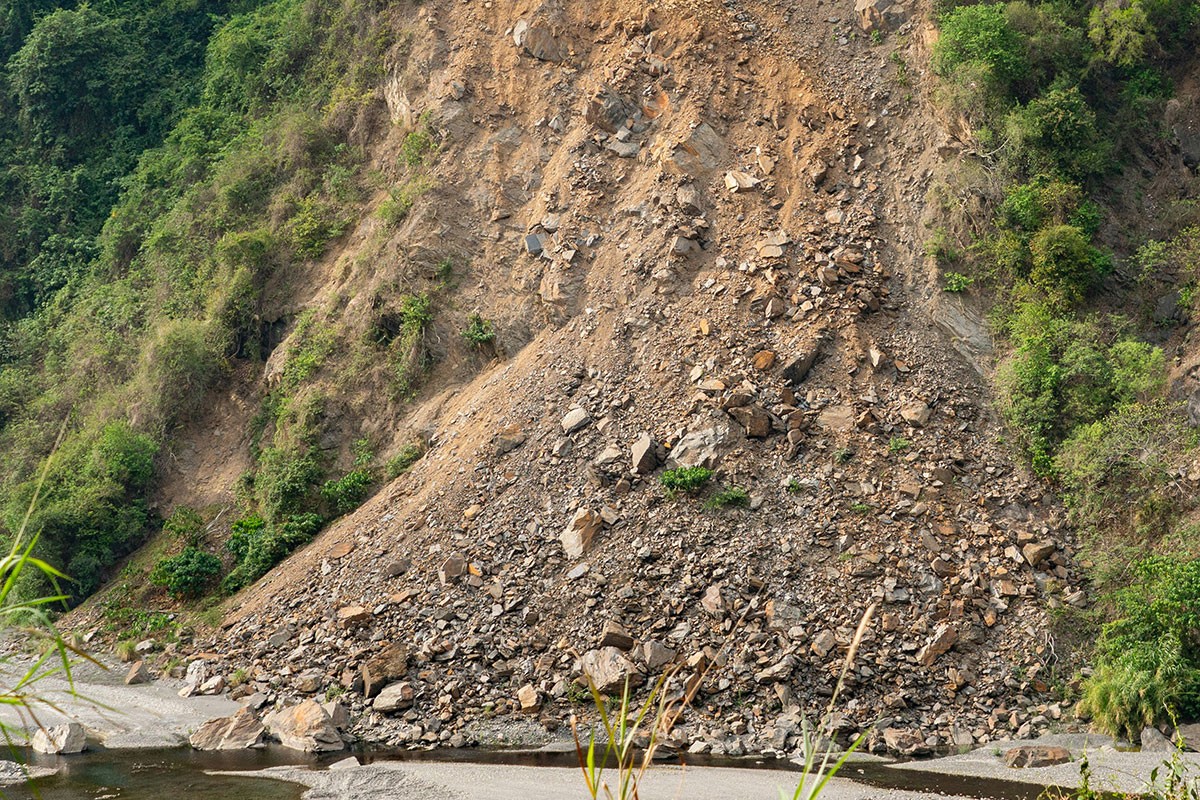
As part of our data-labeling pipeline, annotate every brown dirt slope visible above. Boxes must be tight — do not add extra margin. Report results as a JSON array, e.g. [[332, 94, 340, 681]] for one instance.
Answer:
[[79, 0, 1087, 755]]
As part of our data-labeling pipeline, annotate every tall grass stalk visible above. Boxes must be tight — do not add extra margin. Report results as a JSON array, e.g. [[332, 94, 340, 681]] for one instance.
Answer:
[[784, 602, 877, 800], [0, 421, 92, 747], [572, 669, 677, 800], [571, 601, 878, 800]]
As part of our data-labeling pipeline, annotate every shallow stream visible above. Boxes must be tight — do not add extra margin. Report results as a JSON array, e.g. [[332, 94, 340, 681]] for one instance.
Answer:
[[4, 744, 1058, 800]]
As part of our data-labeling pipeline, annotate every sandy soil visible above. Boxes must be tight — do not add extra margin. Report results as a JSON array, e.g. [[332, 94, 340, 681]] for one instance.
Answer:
[[229, 759, 982, 800], [0, 655, 239, 749]]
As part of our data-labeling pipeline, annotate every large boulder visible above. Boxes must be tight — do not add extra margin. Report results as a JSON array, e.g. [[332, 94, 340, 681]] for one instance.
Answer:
[[1004, 745, 1071, 768], [361, 645, 409, 699], [189, 707, 265, 751], [32, 723, 87, 754], [666, 423, 730, 469], [263, 700, 344, 752], [855, 0, 911, 32], [374, 681, 415, 713], [560, 508, 602, 559], [581, 647, 640, 694]]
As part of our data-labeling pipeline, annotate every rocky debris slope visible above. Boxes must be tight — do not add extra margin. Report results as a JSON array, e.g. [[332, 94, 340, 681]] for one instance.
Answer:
[[121, 0, 1082, 758]]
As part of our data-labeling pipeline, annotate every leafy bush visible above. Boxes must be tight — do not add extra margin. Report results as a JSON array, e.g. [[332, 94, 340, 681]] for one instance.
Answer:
[[1027, 224, 1107, 303], [1088, 0, 1157, 68], [1080, 557, 1200, 739], [705, 487, 749, 509], [163, 506, 206, 546], [284, 194, 352, 259], [461, 314, 495, 347], [1057, 401, 1182, 535], [999, 303, 1163, 474], [1008, 86, 1109, 180], [141, 318, 222, 429], [659, 467, 713, 497], [150, 546, 222, 599], [933, 3, 1028, 96], [400, 128, 437, 167], [321, 469, 373, 515], [254, 445, 322, 522], [223, 511, 323, 593], [943, 272, 974, 292]]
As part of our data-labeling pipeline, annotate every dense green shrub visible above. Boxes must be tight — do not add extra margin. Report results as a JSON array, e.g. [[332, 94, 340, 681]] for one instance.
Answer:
[[659, 467, 713, 497], [1088, 0, 1157, 68], [223, 511, 323, 592], [163, 506, 206, 546], [254, 445, 322, 522], [1028, 223, 1107, 303], [933, 3, 1028, 95], [1080, 557, 1200, 739], [141, 319, 222, 430], [1009, 86, 1110, 180], [321, 469, 373, 515], [1057, 401, 1183, 535], [150, 546, 222, 599], [999, 303, 1163, 474]]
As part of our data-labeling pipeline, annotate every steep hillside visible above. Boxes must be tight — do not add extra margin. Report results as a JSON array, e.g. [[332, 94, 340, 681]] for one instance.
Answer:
[[24, 0, 1197, 757], [63, 0, 1095, 755]]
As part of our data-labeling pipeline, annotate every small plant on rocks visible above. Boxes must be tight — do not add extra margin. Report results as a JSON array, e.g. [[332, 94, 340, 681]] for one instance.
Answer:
[[705, 487, 750, 509], [461, 313, 495, 348], [659, 467, 713, 498]]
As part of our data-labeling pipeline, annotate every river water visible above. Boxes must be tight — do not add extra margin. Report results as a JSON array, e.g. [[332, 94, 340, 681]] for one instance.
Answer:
[[3, 745, 1053, 800]]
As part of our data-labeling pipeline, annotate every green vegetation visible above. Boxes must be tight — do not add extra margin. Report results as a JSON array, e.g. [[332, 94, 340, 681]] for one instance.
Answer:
[[385, 442, 425, 479], [150, 546, 222, 599], [321, 469, 373, 515], [704, 487, 749, 509], [461, 314, 495, 348], [888, 437, 910, 454], [0, 0, 406, 605], [223, 511, 322, 593], [659, 467, 713, 498], [998, 302, 1164, 475], [929, 0, 1200, 739], [163, 507, 206, 547], [378, 175, 435, 226], [400, 126, 438, 167], [115, 639, 137, 662], [943, 271, 974, 292], [1079, 557, 1200, 739]]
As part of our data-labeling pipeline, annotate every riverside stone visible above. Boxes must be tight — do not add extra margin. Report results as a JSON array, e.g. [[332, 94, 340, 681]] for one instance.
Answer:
[[1004, 745, 1071, 768], [124, 661, 150, 685], [362, 645, 409, 699], [31, 723, 86, 755], [374, 682, 415, 713], [264, 700, 344, 752], [190, 707, 265, 751], [581, 647, 638, 694], [517, 684, 542, 713]]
